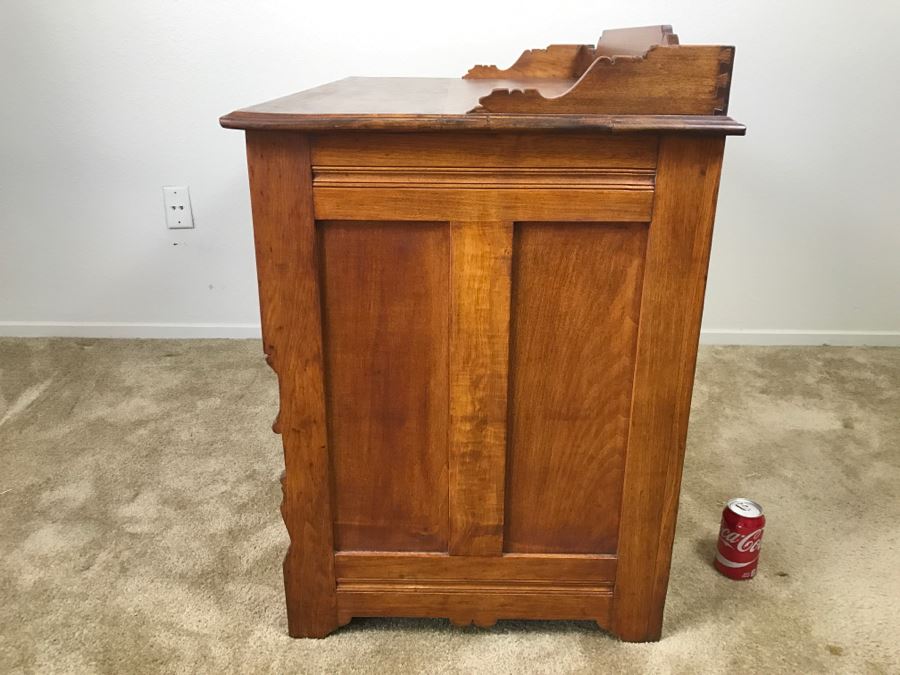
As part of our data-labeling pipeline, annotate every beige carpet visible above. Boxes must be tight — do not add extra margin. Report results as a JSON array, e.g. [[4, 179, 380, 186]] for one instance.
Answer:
[[0, 339, 898, 674]]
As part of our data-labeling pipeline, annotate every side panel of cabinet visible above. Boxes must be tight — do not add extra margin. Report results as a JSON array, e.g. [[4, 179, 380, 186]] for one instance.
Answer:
[[319, 221, 450, 552], [310, 132, 658, 563], [250, 125, 728, 639]]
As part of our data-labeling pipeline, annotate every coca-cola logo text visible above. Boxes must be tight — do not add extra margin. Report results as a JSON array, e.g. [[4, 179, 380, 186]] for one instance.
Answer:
[[719, 527, 763, 553]]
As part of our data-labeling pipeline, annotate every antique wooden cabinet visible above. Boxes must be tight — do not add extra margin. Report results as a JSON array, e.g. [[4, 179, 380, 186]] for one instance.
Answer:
[[221, 25, 744, 641]]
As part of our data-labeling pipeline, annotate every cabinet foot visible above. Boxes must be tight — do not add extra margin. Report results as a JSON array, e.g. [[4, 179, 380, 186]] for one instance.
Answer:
[[285, 600, 342, 639], [607, 620, 663, 643], [283, 547, 340, 639], [449, 615, 499, 629]]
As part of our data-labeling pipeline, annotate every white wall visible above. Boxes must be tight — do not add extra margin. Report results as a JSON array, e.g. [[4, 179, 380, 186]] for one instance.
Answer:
[[2, 1, 899, 344]]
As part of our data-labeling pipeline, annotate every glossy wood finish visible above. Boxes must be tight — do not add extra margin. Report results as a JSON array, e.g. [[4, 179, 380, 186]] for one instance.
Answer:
[[333, 551, 616, 625], [465, 26, 678, 80], [231, 25, 741, 642], [335, 585, 613, 628], [612, 136, 726, 641], [320, 221, 450, 552], [245, 131, 338, 638], [333, 552, 617, 584], [505, 222, 647, 555], [466, 25, 729, 116], [221, 77, 744, 133], [465, 45, 598, 80], [466, 26, 727, 116], [310, 132, 656, 223], [310, 132, 659, 169], [449, 221, 512, 556], [472, 47, 734, 116], [313, 186, 652, 222], [221, 27, 742, 131]]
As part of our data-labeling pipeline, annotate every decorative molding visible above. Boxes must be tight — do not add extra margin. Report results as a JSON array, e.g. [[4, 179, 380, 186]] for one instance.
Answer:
[[335, 579, 614, 594], [471, 46, 734, 115], [460, 24, 733, 116], [313, 166, 655, 190], [465, 44, 597, 80], [463, 26, 679, 80], [265, 343, 283, 434]]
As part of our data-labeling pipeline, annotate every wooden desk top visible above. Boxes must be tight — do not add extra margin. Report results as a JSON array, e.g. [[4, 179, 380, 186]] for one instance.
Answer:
[[220, 77, 744, 135], [221, 26, 745, 135]]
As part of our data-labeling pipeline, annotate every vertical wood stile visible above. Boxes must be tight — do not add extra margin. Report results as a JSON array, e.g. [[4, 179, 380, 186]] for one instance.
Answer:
[[246, 131, 339, 638], [611, 135, 726, 641], [449, 221, 513, 556]]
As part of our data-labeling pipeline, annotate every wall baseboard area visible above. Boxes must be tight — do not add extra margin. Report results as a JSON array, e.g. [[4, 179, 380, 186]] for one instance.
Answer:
[[0, 322, 262, 339], [698, 329, 900, 347], [1, 322, 899, 346]]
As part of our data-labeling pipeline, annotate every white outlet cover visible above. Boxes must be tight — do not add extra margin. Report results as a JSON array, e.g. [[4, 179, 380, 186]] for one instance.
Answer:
[[163, 186, 194, 229]]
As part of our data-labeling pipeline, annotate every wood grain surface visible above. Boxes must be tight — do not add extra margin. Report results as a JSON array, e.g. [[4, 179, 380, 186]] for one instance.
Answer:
[[320, 221, 450, 552], [335, 586, 613, 628], [311, 132, 658, 169], [473, 47, 734, 115], [313, 187, 652, 223], [449, 221, 513, 556], [612, 135, 726, 641], [220, 78, 745, 134], [245, 131, 339, 638], [237, 50, 736, 635], [505, 222, 647, 554], [464, 26, 678, 80], [465, 45, 598, 80], [333, 551, 617, 584]]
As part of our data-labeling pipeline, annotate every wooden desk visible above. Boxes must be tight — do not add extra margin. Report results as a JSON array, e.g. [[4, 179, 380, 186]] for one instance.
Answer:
[[221, 25, 744, 641]]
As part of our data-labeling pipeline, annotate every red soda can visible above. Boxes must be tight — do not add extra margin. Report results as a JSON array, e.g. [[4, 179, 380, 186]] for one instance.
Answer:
[[714, 498, 765, 580]]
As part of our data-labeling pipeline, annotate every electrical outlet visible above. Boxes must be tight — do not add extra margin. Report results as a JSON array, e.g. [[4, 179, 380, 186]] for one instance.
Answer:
[[163, 186, 194, 229]]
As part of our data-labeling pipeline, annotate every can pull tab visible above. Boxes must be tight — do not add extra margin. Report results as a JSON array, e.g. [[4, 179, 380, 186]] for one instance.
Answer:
[[728, 498, 763, 518]]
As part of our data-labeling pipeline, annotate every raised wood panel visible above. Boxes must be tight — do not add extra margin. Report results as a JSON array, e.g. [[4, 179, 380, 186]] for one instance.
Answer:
[[314, 187, 652, 222], [505, 222, 647, 554], [320, 221, 450, 552], [311, 132, 658, 169], [449, 221, 512, 556], [334, 552, 617, 584]]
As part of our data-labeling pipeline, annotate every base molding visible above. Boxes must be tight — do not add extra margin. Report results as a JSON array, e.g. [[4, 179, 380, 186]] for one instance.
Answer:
[[334, 586, 613, 630]]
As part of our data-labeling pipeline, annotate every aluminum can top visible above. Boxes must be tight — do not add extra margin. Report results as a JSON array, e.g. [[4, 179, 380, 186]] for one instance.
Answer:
[[726, 498, 763, 519]]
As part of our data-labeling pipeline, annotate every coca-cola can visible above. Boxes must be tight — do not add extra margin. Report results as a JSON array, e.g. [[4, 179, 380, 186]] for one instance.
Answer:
[[714, 498, 765, 580]]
